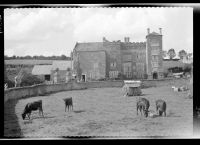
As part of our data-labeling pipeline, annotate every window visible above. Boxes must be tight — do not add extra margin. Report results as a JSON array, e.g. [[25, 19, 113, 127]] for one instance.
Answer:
[[151, 40, 160, 47], [109, 71, 119, 78], [152, 55, 159, 61], [94, 62, 98, 69], [45, 75, 50, 81], [110, 62, 116, 68], [123, 55, 132, 62], [152, 62, 159, 67], [136, 63, 144, 72], [123, 62, 132, 78], [151, 48, 160, 55]]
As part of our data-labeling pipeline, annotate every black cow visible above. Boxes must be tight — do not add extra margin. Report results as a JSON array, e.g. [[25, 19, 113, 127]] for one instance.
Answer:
[[136, 97, 150, 117], [156, 99, 167, 116], [22, 100, 44, 120], [63, 97, 73, 112]]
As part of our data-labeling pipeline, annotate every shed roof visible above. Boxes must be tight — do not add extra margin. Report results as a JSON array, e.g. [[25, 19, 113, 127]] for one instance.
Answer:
[[32, 65, 52, 75], [52, 61, 72, 70]]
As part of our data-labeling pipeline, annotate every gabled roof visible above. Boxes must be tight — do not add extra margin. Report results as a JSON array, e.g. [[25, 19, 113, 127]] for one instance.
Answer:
[[52, 61, 72, 70], [32, 65, 52, 75], [75, 42, 103, 52]]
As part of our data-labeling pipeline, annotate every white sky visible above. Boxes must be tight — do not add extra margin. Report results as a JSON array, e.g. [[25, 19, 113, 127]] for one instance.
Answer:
[[4, 7, 193, 57]]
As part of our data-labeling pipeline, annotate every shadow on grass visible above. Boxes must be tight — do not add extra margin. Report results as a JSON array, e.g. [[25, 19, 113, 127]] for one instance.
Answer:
[[166, 111, 182, 117], [140, 94, 151, 96], [4, 99, 24, 137], [73, 110, 86, 114], [29, 115, 55, 120]]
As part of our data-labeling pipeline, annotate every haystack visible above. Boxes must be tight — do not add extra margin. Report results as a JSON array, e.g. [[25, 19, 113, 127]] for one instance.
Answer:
[[122, 80, 142, 96]]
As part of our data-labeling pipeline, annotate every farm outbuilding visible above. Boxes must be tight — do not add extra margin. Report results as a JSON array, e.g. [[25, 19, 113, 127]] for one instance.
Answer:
[[31, 61, 72, 84], [51, 61, 72, 83], [32, 65, 52, 82]]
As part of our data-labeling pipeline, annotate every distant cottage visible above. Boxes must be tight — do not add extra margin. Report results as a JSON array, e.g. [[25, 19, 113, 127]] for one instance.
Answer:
[[72, 28, 164, 81], [32, 61, 72, 83]]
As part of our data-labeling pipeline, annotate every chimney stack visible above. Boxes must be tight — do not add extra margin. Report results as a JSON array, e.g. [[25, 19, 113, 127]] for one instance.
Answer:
[[124, 37, 130, 43], [103, 37, 106, 42], [159, 28, 162, 35], [124, 37, 127, 42], [147, 28, 150, 35]]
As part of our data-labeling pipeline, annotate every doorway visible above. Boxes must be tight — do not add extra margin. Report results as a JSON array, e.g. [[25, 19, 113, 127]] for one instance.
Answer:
[[81, 74, 86, 82], [153, 72, 158, 79]]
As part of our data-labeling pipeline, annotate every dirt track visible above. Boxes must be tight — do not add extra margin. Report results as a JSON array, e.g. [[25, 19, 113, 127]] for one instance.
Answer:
[[4, 79, 193, 138]]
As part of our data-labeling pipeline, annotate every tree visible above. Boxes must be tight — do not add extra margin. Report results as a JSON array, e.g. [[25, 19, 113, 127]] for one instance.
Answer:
[[167, 48, 176, 60], [61, 54, 67, 60], [178, 50, 187, 60], [4, 64, 15, 88], [162, 50, 168, 58], [25, 55, 32, 59], [4, 55, 9, 60], [21, 73, 44, 87], [187, 53, 193, 59], [12, 55, 16, 59]]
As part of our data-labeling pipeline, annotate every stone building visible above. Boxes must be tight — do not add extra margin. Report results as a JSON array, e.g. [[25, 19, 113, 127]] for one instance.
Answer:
[[72, 28, 163, 81]]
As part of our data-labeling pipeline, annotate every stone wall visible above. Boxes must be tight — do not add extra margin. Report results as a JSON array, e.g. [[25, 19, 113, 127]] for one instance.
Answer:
[[4, 80, 123, 103]]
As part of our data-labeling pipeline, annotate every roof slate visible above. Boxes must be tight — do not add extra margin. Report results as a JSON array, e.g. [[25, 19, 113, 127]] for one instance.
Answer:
[[32, 65, 52, 75], [52, 61, 72, 70]]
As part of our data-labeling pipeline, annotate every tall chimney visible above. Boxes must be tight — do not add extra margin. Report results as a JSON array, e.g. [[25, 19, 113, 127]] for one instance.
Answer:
[[127, 37, 130, 42], [147, 28, 150, 35], [103, 37, 106, 42], [124, 37, 130, 43], [124, 37, 127, 42], [159, 28, 162, 35]]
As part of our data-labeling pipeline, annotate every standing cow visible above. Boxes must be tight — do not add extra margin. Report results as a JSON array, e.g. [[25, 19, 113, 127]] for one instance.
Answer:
[[63, 97, 73, 112], [136, 97, 150, 117], [155, 99, 167, 117], [22, 100, 44, 120]]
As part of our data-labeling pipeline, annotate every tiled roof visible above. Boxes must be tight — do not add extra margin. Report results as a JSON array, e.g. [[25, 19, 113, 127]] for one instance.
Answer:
[[52, 61, 72, 70], [32, 65, 52, 75]]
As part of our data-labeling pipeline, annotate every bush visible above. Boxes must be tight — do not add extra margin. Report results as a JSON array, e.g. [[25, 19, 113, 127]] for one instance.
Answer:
[[4, 78, 15, 88], [183, 64, 192, 73], [21, 73, 44, 87]]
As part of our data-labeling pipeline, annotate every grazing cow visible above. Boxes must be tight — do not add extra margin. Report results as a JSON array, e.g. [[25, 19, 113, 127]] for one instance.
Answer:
[[63, 97, 73, 112], [136, 97, 150, 117], [155, 99, 167, 117], [22, 100, 44, 120]]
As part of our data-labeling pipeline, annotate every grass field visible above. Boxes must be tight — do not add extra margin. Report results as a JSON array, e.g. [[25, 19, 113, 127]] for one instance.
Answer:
[[4, 79, 193, 138]]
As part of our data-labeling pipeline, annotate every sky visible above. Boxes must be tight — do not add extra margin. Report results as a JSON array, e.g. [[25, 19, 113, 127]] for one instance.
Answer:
[[4, 7, 193, 57]]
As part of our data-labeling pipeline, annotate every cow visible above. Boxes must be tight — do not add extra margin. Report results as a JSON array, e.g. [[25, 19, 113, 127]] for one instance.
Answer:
[[63, 97, 73, 112], [136, 97, 150, 117], [155, 99, 167, 117], [22, 100, 44, 120]]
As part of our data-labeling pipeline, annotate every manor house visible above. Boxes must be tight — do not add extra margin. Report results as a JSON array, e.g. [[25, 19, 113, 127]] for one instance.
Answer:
[[72, 28, 163, 81]]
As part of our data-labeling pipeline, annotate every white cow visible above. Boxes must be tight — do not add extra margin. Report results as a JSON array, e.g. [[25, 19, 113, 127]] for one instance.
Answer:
[[172, 86, 179, 92]]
